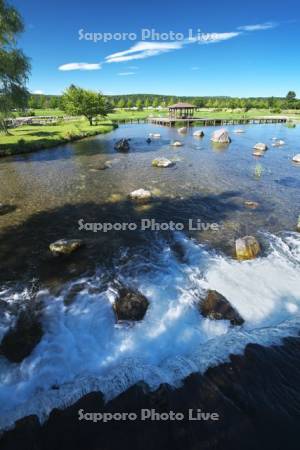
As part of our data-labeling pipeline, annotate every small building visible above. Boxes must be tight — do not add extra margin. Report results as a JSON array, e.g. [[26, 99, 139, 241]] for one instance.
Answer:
[[169, 102, 197, 119]]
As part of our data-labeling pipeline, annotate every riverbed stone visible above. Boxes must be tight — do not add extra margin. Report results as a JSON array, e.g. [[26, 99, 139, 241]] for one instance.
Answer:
[[253, 143, 268, 151], [178, 127, 187, 133], [0, 310, 43, 363], [272, 140, 285, 147], [211, 129, 231, 144], [244, 201, 259, 209], [114, 139, 130, 152], [199, 290, 244, 326], [152, 158, 174, 168], [171, 140, 183, 147], [113, 288, 149, 321], [49, 239, 84, 255], [193, 130, 205, 137], [129, 189, 152, 203], [292, 154, 300, 163], [252, 149, 265, 157], [235, 236, 261, 260]]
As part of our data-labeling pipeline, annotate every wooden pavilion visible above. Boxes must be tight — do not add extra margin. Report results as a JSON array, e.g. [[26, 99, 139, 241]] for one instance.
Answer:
[[168, 102, 197, 119]]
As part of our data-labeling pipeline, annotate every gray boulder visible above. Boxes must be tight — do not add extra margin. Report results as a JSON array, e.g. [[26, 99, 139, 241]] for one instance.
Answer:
[[114, 139, 130, 152], [113, 288, 149, 321]]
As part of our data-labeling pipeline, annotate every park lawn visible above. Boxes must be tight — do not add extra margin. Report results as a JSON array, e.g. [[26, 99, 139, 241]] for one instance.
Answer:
[[30, 108, 65, 116], [0, 120, 116, 156]]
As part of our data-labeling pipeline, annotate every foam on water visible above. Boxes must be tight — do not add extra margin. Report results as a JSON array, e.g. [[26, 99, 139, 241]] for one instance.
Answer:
[[0, 232, 300, 430]]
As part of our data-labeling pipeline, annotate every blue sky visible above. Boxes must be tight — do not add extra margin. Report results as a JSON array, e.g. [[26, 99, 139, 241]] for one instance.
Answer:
[[11, 0, 300, 97]]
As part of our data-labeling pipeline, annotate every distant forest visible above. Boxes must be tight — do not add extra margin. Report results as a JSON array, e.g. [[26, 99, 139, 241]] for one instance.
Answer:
[[26, 91, 300, 111]]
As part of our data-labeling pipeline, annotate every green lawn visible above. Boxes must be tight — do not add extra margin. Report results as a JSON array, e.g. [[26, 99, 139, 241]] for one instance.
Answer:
[[0, 120, 116, 156]]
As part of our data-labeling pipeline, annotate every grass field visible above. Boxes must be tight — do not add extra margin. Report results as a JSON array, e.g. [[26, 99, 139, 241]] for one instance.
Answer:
[[0, 120, 116, 156]]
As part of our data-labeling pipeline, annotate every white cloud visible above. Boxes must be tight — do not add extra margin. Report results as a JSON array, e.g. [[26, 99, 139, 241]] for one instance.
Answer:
[[58, 62, 101, 71], [105, 41, 183, 63], [238, 22, 277, 31], [33, 90, 43, 94], [118, 72, 136, 76], [196, 32, 241, 44]]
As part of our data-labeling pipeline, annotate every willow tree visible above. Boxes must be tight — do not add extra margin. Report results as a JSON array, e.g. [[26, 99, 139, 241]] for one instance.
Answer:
[[0, 0, 30, 133]]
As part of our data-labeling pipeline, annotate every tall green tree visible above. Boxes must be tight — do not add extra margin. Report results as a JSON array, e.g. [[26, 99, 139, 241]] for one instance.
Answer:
[[0, 0, 30, 133], [286, 91, 296, 100], [61, 85, 108, 125]]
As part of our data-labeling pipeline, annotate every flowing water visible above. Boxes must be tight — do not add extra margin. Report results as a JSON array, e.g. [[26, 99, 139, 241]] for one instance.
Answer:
[[0, 123, 300, 430]]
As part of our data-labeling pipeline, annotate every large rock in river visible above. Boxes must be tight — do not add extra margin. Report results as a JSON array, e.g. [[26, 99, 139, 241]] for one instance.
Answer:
[[129, 189, 152, 203], [49, 239, 83, 255], [0, 310, 43, 363], [113, 288, 149, 321], [152, 158, 174, 168], [253, 143, 268, 151], [199, 290, 244, 326], [114, 139, 130, 152], [292, 154, 300, 163], [235, 236, 261, 260], [211, 129, 231, 143]]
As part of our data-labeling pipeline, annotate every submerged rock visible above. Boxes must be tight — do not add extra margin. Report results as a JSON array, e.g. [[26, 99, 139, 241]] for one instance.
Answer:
[[129, 189, 152, 203], [114, 139, 130, 152], [253, 143, 268, 151], [0, 310, 43, 363], [297, 217, 300, 232], [244, 201, 259, 209], [252, 149, 265, 157], [149, 133, 161, 138], [193, 130, 204, 137], [49, 239, 84, 255], [178, 127, 187, 133], [199, 290, 244, 326], [233, 129, 245, 134], [272, 139, 285, 147], [211, 129, 231, 144], [171, 140, 183, 147], [113, 288, 149, 321], [235, 236, 261, 260], [152, 158, 174, 168], [146, 138, 151, 144], [292, 154, 300, 163]]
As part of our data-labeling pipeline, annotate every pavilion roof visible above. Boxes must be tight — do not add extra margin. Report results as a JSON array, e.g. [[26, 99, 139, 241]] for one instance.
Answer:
[[169, 102, 196, 109]]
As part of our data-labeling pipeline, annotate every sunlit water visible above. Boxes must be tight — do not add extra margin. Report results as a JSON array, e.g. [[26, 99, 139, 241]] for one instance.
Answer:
[[0, 124, 300, 429]]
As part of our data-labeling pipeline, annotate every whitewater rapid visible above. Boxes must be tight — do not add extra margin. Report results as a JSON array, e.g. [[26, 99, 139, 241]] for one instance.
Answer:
[[0, 231, 300, 430]]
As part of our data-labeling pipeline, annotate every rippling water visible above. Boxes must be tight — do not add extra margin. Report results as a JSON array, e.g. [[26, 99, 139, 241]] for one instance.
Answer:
[[0, 124, 300, 430]]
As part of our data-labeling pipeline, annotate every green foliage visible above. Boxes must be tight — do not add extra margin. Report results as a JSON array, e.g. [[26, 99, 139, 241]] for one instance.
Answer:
[[0, 0, 30, 133], [61, 85, 108, 125]]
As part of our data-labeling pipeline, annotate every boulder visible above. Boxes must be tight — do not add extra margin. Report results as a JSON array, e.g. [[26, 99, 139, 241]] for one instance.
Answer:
[[199, 290, 244, 326], [178, 127, 187, 134], [171, 140, 183, 147], [297, 216, 300, 232], [49, 239, 84, 255], [114, 139, 130, 152], [146, 138, 151, 144], [292, 154, 300, 163], [272, 140, 285, 147], [235, 236, 261, 260], [129, 189, 152, 203], [152, 158, 174, 168], [253, 143, 268, 151], [244, 201, 259, 209], [0, 310, 43, 363], [211, 129, 231, 144], [193, 130, 205, 137], [113, 288, 149, 321]]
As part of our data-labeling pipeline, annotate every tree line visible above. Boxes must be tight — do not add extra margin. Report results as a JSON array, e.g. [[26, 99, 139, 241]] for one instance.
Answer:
[[27, 91, 300, 112]]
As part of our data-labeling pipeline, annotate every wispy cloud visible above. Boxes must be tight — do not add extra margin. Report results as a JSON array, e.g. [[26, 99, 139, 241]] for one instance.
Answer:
[[58, 62, 102, 71], [238, 22, 277, 31], [105, 42, 183, 63], [33, 90, 44, 94], [197, 32, 241, 44], [118, 72, 136, 76], [191, 66, 200, 71]]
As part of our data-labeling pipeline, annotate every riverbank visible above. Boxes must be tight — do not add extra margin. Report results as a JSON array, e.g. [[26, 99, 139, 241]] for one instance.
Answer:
[[0, 121, 117, 156]]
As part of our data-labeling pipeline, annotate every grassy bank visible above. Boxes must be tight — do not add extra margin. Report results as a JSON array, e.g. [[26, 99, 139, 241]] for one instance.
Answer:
[[0, 120, 117, 156]]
